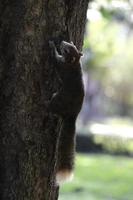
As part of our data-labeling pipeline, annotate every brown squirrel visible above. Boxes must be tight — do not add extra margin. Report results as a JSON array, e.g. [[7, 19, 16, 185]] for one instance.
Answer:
[[49, 40, 84, 184]]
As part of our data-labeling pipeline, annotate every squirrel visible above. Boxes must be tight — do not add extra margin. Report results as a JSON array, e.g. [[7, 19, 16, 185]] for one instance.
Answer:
[[49, 40, 84, 184]]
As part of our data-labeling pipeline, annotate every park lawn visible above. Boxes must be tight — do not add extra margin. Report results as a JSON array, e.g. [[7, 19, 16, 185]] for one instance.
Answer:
[[59, 154, 133, 200]]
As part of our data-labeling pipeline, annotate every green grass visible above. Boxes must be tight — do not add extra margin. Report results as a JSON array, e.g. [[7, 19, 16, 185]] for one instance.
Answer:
[[59, 154, 133, 200]]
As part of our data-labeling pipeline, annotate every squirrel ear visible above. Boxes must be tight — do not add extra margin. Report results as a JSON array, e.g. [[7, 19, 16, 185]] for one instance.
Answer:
[[79, 52, 83, 56], [70, 41, 74, 45]]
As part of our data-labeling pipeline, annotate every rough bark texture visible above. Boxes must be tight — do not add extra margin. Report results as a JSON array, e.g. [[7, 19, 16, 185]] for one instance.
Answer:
[[0, 0, 89, 199]]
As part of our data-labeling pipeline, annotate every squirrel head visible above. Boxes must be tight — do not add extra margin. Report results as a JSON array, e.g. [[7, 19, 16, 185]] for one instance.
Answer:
[[60, 41, 82, 64]]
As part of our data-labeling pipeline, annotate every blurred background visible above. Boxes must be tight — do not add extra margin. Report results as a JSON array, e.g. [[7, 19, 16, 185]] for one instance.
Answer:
[[59, 0, 133, 199]]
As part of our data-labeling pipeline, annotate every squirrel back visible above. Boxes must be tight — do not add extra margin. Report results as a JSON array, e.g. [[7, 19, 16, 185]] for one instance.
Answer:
[[49, 41, 84, 184]]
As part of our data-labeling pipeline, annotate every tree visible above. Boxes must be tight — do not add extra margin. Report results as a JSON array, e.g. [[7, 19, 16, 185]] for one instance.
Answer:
[[0, 1, 89, 199]]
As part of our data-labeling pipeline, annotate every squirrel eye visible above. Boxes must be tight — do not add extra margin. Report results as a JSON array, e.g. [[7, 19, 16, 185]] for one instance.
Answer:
[[64, 48, 70, 54]]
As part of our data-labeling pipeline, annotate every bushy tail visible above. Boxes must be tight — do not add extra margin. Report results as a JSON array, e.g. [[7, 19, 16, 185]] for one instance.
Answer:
[[56, 116, 76, 184]]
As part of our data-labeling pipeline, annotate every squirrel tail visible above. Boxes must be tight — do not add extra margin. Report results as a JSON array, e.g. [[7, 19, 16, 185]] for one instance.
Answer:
[[56, 116, 76, 185]]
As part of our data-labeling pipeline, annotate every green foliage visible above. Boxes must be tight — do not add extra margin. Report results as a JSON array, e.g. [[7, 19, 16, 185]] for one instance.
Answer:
[[105, 35, 133, 105], [84, 13, 119, 82], [84, 0, 133, 112]]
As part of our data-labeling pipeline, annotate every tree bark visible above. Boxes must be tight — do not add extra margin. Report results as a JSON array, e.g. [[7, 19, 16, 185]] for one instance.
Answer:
[[0, 0, 89, 199]]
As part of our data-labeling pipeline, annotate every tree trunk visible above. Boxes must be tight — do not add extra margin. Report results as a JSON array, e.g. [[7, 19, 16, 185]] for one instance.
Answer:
[[0, 0, 89, 199]]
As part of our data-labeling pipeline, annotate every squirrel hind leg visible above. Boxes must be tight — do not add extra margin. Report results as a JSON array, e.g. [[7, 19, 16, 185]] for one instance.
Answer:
[[56, 169, 74, 185]]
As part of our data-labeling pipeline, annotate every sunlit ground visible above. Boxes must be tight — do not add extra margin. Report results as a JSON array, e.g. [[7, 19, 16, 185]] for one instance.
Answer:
[[77, 117, 133, 154], [89, 118, 133, 139], [59, 154, 133, 200]]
